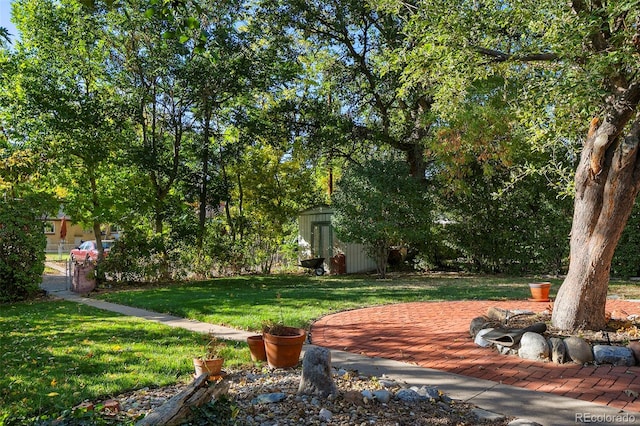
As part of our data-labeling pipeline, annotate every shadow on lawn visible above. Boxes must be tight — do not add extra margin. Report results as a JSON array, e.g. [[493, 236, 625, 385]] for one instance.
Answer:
[[0, 301, 204, 420]]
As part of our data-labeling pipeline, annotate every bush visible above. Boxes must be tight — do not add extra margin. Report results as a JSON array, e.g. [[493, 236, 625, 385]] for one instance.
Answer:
[[102, 228, 186, 283], [437, 170, 572, 275], [332, 155, 433, 278], [0, 199, 46, 302], [612, 202, 640, 278]]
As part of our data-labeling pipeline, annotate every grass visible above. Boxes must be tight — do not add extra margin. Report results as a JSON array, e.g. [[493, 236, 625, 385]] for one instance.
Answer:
[[45, 253, 70, 261], [0, 300, 252, 422], [95, 273, 566, 331], [5, 272, 639, 422]]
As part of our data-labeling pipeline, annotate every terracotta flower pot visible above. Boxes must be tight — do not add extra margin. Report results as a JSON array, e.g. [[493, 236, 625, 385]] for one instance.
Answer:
[[529, 282, 551, 302], [193, 357, 224, 379], [263, 327, 306, 369], [247, 335, 267, 362]]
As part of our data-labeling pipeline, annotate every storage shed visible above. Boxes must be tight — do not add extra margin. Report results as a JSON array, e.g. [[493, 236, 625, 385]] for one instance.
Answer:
[[298, 205, 376, 274]]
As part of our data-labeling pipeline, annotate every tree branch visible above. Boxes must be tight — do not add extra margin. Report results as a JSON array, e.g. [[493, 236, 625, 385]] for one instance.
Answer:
[[474, 46, 558, 63], [589, 81, 640, 176]]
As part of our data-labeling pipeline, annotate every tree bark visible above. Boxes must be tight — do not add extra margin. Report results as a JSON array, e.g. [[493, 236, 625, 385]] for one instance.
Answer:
[[197, 103, 212, 251], [552, 83, 640, 331], [135, 374, 229, 426]]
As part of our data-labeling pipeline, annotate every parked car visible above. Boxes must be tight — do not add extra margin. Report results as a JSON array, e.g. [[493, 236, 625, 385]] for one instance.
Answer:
[[70, 240, 115, 263]]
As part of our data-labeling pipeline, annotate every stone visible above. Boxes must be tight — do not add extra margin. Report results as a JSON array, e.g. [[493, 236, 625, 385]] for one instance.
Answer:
[[472, 408, 505, 422], [486, 307, 509, 321], [564, 336, 594, 364], [496, 344, 518, 356], [423, 386, 441, 400], [593, 345, 636, 366], [628, 341, 640, 364], [372, 390, 391, 403], [361, 389, 374, 402], [518, 332, 549, 361], [437, 401, 452, 411], [410, 385, 440, 400], [511, 309, 534, 316], [379, 379, 398, 388], [318, 408, 332, 421], [252, 392, 287, 404], [396, 388, 424, 403], [298, 346, 337, 398], [508, 419, 543, 426], [470, 316, 490, 337], [343, 390, 364, 405], [548, 337, 567, 364], [474, 328, 495, 347]]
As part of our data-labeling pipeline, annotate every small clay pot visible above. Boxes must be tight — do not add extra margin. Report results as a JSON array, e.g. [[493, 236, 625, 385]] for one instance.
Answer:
[[247, 335, 267, 362], [529, 282, 551, 302]]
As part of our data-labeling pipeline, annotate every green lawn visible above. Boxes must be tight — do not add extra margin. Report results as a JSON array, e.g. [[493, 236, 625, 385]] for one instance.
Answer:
[[4, 272, 638, 422], [95, 274, 563, 331], [45, 253, 70, 261], [0, 300, 251, 423]]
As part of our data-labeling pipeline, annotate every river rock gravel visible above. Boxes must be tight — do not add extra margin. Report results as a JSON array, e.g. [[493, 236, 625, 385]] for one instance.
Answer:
[[94, 366, 512, 425]]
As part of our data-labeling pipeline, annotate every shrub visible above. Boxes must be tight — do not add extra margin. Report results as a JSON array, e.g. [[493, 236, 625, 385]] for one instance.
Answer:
[[332, 155, 433, 278], [612, 202, 640, 278], [102, 228, 186, 283], [0, 199, 46, 302]]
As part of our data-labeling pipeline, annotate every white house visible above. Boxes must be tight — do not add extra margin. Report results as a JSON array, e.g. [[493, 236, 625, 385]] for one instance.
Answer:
[[298, 205, 376, 274]]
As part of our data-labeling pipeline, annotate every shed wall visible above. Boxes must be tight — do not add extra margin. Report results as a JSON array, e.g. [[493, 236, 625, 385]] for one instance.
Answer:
[[298, 206, 376, 274]]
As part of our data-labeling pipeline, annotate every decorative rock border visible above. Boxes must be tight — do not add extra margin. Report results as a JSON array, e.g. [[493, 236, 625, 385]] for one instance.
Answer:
[[470, 307, 640, 366]]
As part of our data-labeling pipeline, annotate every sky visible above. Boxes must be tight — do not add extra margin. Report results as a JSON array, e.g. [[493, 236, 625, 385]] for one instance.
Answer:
[[0, 0, 18, 45]]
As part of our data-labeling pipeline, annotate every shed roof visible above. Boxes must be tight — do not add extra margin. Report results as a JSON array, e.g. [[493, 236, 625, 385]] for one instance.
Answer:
[[299, 204, 334, 216]]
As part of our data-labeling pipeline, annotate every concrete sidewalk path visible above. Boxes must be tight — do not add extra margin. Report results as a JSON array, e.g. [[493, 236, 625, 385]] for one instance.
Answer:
[[41, 276, 640, 425], [48, 287, 255, 342]]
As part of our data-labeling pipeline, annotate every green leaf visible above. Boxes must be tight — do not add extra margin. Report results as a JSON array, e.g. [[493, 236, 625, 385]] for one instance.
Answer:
[[186, 17, 199, 30]]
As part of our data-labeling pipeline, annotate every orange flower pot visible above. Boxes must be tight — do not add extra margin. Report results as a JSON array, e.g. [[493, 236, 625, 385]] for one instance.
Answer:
[[247, 335, 267, 362], [263, 327, 306, 369], [193, 357, 224, 380], [528, 282, 551, 302]]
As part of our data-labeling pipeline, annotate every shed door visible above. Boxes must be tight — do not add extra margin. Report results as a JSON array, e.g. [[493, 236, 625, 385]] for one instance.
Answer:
[[311, 221, 332, 260]]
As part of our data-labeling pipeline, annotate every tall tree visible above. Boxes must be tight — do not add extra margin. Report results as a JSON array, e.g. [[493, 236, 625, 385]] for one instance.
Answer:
[[259, 0, 434, 181], [180, 3, 252, 250], [228, 141, 319, 273], [433, 77, 572, 274], [1, 28, 61, 300], [10, 0, 130, 271], [110, 4, 194, 236], [380, 0, 640, 330]]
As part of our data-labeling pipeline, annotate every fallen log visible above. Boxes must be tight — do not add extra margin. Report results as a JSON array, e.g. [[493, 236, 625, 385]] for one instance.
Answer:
[[135, 373, 229, 426]]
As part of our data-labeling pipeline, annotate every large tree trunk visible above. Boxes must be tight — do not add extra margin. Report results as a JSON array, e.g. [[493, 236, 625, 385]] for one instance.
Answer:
[[197, 104, 212, 251], [552, 83, 640, 331]]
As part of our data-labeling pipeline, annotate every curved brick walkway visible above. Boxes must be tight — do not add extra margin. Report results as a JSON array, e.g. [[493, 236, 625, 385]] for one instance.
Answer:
[[311, 299, 640, 413]]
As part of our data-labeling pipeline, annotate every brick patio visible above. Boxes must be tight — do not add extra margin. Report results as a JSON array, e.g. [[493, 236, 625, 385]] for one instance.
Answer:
[[310, 299, 640, 413]]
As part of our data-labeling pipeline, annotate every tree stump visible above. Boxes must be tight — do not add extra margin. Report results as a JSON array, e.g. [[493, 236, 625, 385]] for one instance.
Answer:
[[297, 346, 337, 398]]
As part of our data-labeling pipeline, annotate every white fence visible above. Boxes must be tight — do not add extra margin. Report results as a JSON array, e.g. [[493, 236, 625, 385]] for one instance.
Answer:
[[45, 243, 76, 253]]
